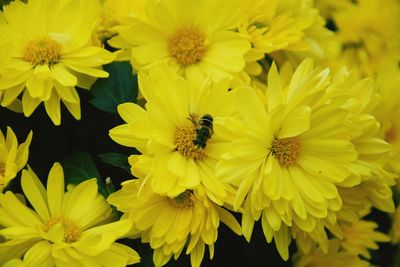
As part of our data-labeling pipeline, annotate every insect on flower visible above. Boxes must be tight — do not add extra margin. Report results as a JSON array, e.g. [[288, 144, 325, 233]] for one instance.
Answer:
[[188, 113, 214, 149]]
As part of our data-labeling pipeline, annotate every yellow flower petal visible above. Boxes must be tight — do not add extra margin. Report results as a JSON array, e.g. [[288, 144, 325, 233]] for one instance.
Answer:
[[23, 241, 53, 267], [46, 163, 64, 217], [1, 84, 25, 107], [1, 191, 42, 227], [43, 93, 61, 125], [51, 64, 77, 87], [21, 90, 41, 117], [62, 98, 81, 120], [21, 169, 50, 221], [277, 105, 311, 139], [216, 206, 242, 235]]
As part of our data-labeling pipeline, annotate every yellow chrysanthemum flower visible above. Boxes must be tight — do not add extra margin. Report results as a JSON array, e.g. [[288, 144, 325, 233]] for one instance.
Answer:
[[107, 176, 242, 267], [216, 59, 393, 260], [216, 59, 359, 259], [109, 65, 237, 202], [294, 240, 370, 267], [0, 127, 32, 192], [244, 63, 395, 257], [0, 163, 140, 266], [0, 0, 115, 125], [328, 0, 400, 76], [108, 0, 250, 86], [340, 220, 390, 259], [238, 0, 337, 82]]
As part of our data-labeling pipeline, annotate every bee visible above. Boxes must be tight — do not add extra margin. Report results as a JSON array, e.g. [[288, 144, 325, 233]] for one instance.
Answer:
[[188, 113, 214, 149]]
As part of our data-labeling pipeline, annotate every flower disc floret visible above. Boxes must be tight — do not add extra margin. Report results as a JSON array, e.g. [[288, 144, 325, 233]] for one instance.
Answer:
[[42, 217, 81, 243], [271, 137, 301, 167], [174, 125, 206, 160], [23, 37, 62, 66], [168, 28, 207, 66], [169, 190, 195, 208]]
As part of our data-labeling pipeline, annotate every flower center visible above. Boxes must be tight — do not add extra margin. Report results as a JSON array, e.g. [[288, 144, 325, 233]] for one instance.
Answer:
[[43, 217, 81, 243], [24, 37, 62, 66], [174, 125, 206, 160], [169, 190, 194, 209], [168, 28, 207, 66], [270, 137, 301, 167]]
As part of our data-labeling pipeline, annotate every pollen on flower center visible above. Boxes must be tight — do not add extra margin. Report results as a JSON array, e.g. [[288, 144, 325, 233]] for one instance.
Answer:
[[174, 125, 206, 160], [169, 190, 194, 208], [168, 28, 207, 66], [43, 217, 81, 243], [24, 37, 62, 66], [270, 137, 301, 167]]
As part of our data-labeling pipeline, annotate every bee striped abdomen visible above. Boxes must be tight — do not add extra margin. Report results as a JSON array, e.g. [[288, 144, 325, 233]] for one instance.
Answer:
[[199, 114, 213, 128], [193, 114, 213, 149]]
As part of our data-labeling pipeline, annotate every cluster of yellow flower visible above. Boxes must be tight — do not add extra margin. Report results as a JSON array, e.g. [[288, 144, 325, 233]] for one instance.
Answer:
[[0, 0, 399, 266]]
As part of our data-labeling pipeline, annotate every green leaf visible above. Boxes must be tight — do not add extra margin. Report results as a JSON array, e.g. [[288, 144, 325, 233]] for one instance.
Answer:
[[100, 152, 131, 173], [61, 151, 109, 197], [90, 61, 138, 113]]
